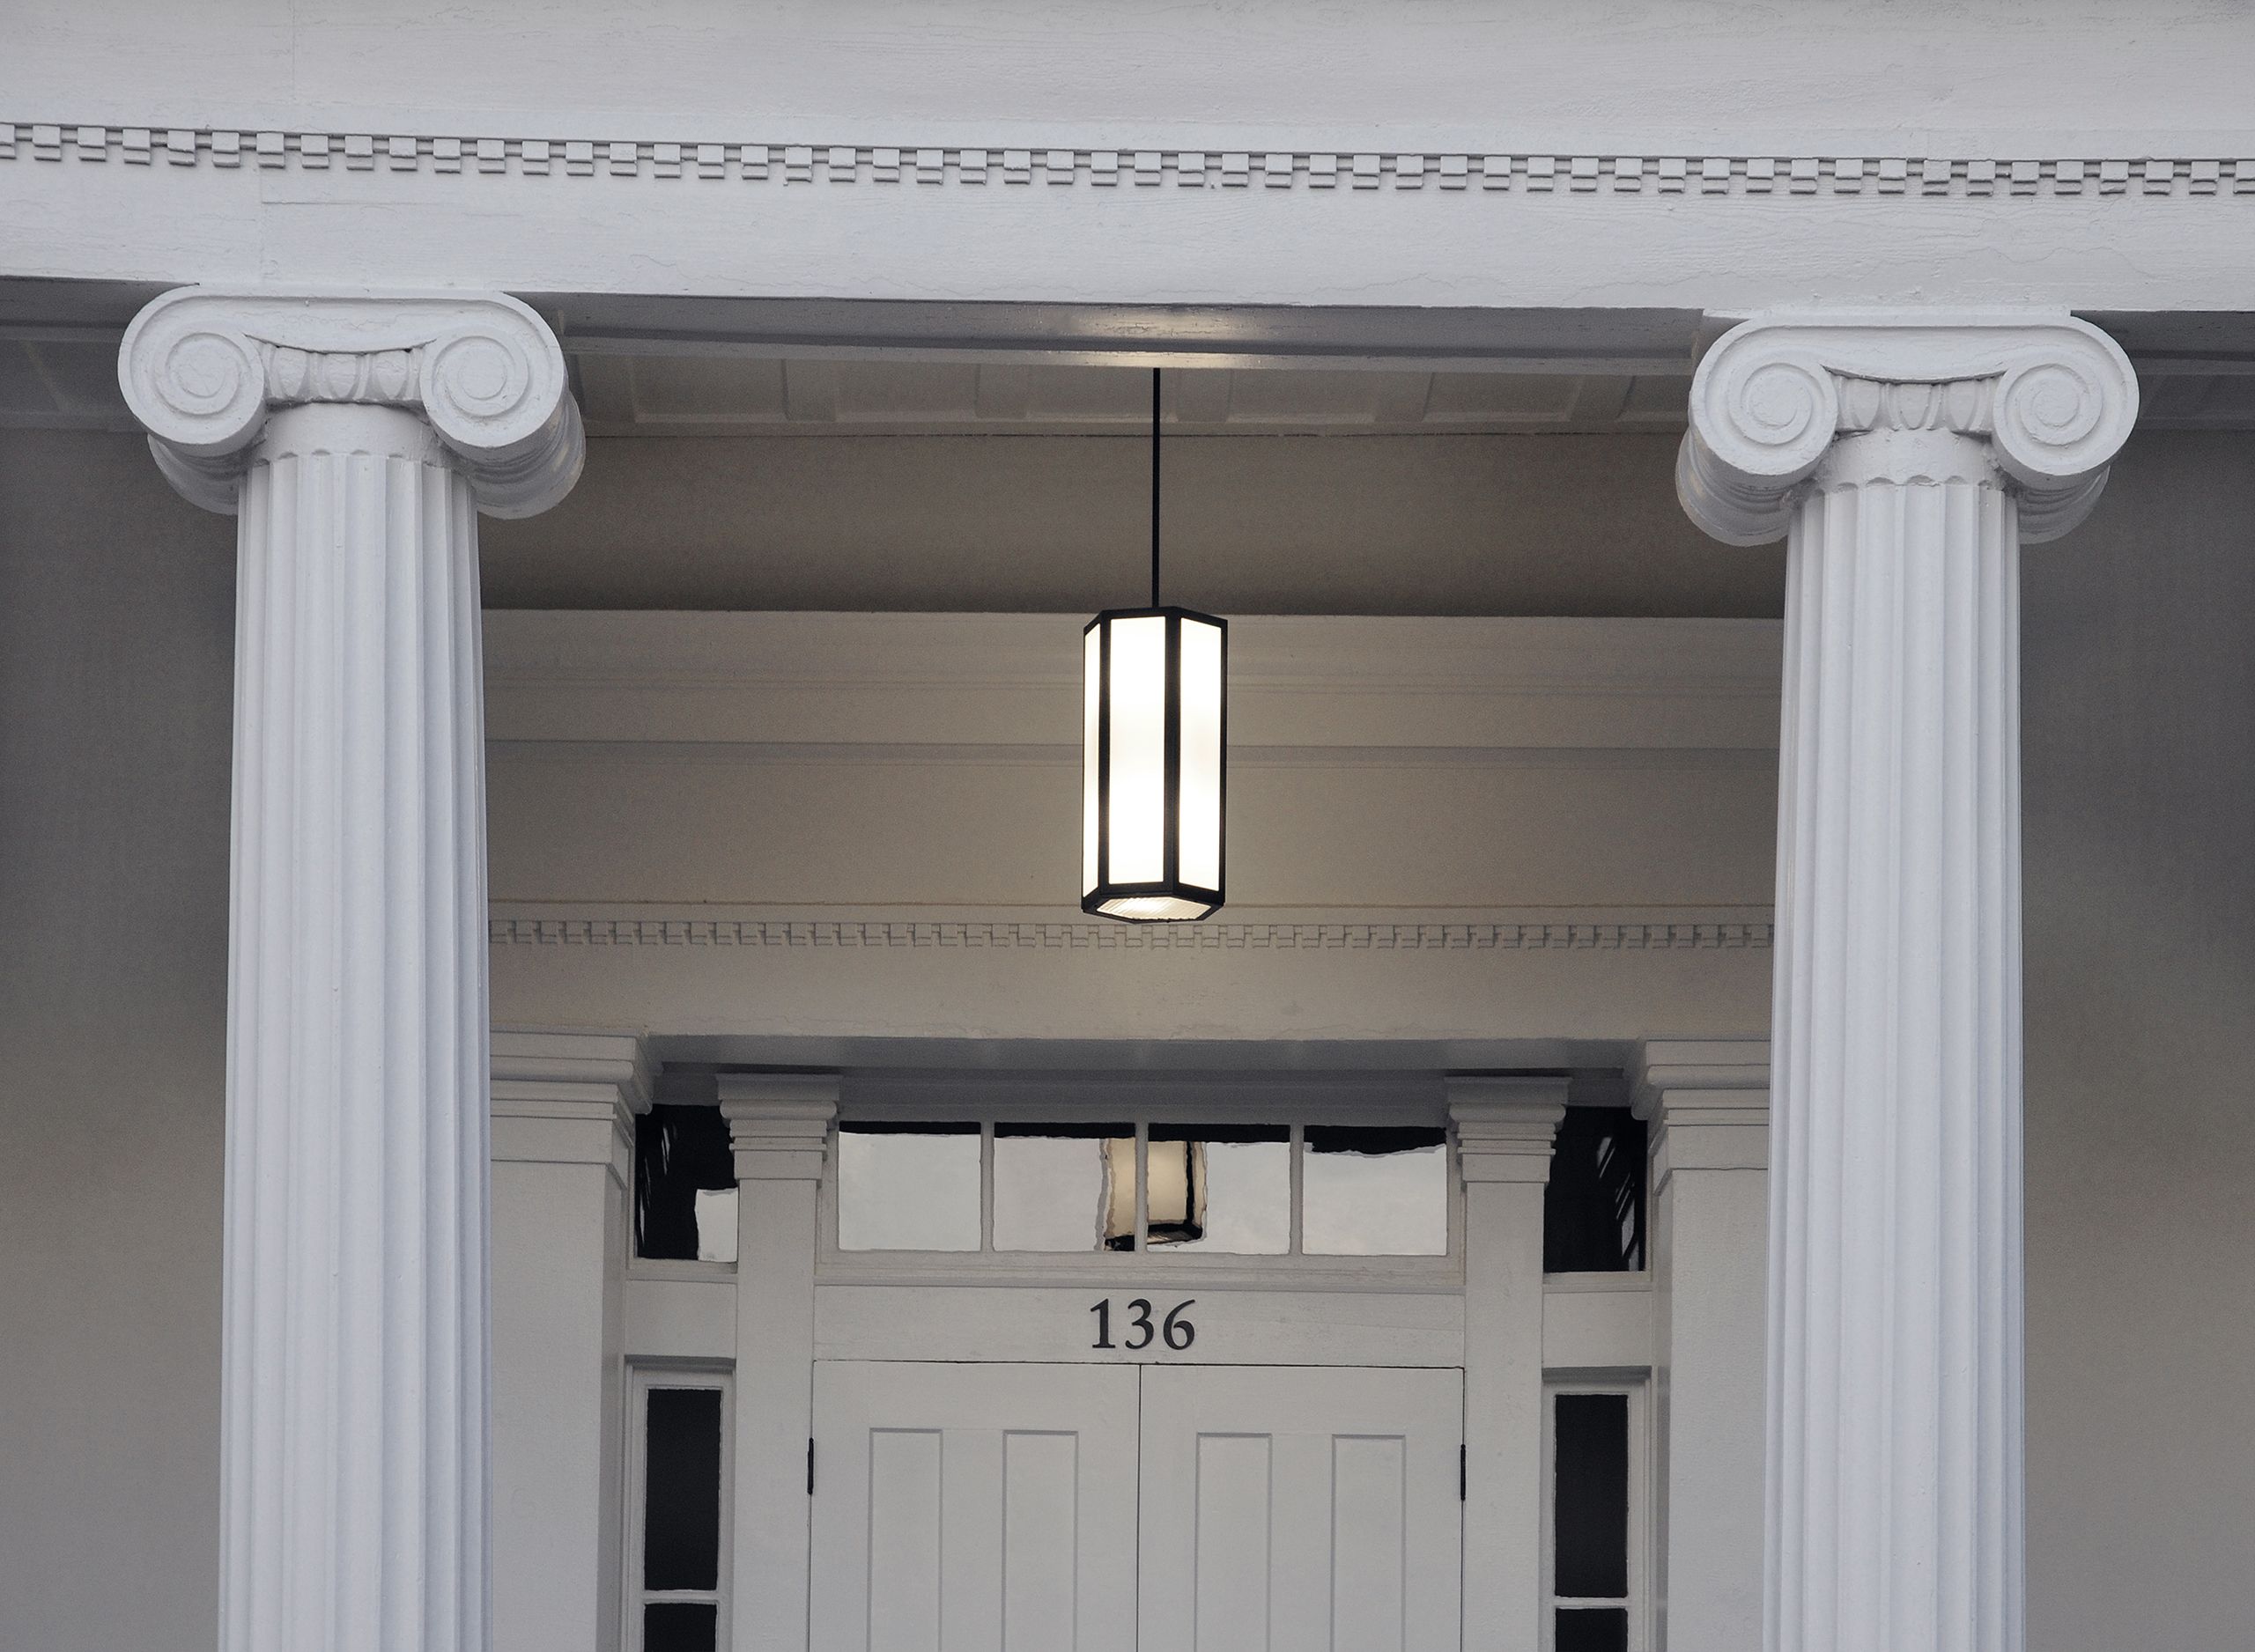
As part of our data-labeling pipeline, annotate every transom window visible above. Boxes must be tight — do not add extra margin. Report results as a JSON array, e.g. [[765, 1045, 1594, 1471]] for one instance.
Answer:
[[833, 1118, 1452, 1257]]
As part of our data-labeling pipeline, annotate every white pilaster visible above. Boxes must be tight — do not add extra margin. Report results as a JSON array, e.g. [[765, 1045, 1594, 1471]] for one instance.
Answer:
[[1634, 1038, 1771, 1652], [1681, 312, 2137, 1652], [489, 1031, 653, 1652], [1451, 1076, 1568, 1652], [719, 1073, 839, 1652], [120, 288, 583, 1652]]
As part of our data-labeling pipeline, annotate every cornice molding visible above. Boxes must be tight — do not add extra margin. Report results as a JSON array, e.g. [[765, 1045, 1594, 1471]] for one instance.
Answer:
[[489, 913, 1773, 954], [719, 1074, 839, 1183], [1678, 309, 2139, 545], [11, 122, 2254, 203], [118, 287, 584, 518], [488, 1029, 653, 1177], [1448, 1077, 1570, 1185]]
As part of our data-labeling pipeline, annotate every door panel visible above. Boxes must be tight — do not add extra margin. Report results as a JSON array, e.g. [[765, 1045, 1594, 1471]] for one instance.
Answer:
[[810, 1362, 1140, 1652], [1136, 1366, 1464, 1652]]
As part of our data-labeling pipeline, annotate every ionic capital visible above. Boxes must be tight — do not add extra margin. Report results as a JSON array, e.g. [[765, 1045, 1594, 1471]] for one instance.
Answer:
[[118, 286, 584, 518], [1678, 309, 2138, 546]]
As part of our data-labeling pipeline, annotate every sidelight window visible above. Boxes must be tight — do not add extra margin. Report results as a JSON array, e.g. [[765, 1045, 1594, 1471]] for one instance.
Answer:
[[626, 1369, 731, 1652], [1543, 1383, 1645, 1651]]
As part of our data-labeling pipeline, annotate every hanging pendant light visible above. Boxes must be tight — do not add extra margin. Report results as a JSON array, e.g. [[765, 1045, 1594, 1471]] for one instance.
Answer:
[[1083, 368, 1228, 922]]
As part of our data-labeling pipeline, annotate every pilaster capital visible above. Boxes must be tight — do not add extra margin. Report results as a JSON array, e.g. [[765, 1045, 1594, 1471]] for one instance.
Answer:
[[1678, 308, 2138, 546], [1631, 1037, 1770, 1187], [489, 1029, 654, 1177], [719, 1073, 840, 1182], [1447, 1076, 1568, 1185], [117, 286, 584, 518]]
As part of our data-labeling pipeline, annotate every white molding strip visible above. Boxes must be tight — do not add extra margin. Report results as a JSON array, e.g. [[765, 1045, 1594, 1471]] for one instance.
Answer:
[[488, 914, 1773, 952], [7, 122, 2251, 201]]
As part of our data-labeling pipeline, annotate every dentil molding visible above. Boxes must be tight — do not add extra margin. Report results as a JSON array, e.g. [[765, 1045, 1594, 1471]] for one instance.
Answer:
[[1677, 309, 2140, 545], [11, 122, 2255, 201], [489, 914, 1772, 953], [117, 287, 585, 517]]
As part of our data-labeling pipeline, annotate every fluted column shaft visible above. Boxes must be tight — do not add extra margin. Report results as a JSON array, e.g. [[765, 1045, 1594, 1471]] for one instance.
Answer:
[[121, 289, 583, 1652], [1679, 313, 2137, 1652], [230, 402, 490, 1652]]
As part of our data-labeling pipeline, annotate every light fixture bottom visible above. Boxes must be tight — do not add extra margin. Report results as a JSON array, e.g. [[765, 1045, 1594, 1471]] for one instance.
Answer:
[[1093, 894, 1220, 923]]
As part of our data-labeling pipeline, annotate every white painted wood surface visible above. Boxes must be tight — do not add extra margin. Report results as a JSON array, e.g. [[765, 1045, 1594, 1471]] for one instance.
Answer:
[[815, 1284, 1464, 1367], [810, 1361, 1141, 1652], [1633, 1038, 1770, 1652], [9, 1, 2255, 310], [1682, 313, 2139, 1652], [721, 1076, 837, 1652], [1448, 1080, 1565, 1652], [1137, 1364, 1463, 1652], [489, 1031, 651, 1652]]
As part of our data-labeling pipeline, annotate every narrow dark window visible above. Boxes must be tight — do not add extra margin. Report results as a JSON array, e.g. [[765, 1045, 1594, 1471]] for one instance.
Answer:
[[640, 1385, 724, 1651], [1554, 1391, 1631, 1649], [1543, 1107, 1646, 1272], [634, 1105, 737, 1262], [645, 1388, 723, 1591]]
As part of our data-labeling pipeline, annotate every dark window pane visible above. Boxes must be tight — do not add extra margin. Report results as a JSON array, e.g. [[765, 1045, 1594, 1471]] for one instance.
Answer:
[[645, 1388, 723, 1591], [1555, 1393, 1630, 1598], [1303, 1125, 1446, 1156], [1544, 1108, 1647, 1272], [1556, 1607, 1629, 1652], [635, 1105, 737, 1261], [643, 1602, 718, 1652]]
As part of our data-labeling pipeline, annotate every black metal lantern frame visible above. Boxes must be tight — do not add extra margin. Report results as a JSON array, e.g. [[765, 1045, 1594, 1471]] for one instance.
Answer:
[[1082, 603, 1228, 922]]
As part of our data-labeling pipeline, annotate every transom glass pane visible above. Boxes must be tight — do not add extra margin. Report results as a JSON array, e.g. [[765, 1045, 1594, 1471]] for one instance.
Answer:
[[635, 1104, 737, 1262], [993, 1123, 1132, 1252], [1150, 1124, 1289, 1253], [1300, 1126, 1449, 1256], [836, 1124, 980, 1251]]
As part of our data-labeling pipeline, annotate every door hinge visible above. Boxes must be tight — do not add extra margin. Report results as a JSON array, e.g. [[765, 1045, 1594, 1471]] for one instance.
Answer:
[[808, 1439, 816, 1496], [1459, 1443, 1467, 1501]]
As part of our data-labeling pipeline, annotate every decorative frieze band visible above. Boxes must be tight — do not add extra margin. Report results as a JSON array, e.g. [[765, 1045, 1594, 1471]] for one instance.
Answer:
[[8, 122, 2252, 201], [488, 915, 1772, 952]]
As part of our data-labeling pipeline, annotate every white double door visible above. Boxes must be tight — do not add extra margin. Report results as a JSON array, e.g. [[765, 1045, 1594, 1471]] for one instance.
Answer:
[[810, 1361, 1463, 1652]]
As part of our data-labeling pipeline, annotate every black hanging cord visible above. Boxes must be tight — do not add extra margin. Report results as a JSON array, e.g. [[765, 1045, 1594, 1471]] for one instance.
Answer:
[[1150, 366, 1163, 608]]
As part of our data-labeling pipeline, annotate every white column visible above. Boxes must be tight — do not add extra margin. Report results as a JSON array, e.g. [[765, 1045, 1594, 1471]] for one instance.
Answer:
[[1680, 312, 2137, 1652], [119, 289, 583, 1652], [1634, 1038, 1771, 1652], [489, 1031, 653, 1652], [1450, 1076, 1566, 1652], [720, 1073, 839, 1652]]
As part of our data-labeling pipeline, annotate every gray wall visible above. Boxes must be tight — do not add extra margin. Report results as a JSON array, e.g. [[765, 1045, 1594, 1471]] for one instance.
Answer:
[[0, 430, 233, 1649], [2, 424, 2250, 1649], [2022, 431, 2255, 1650]]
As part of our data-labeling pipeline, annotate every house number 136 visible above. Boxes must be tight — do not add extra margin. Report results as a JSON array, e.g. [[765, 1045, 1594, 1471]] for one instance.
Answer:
[[1090, 1297, 1196, 1352]]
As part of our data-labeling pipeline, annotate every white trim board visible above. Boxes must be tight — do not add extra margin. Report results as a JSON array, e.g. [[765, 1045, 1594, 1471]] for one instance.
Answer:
[[483, 611, 1786, 754]]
